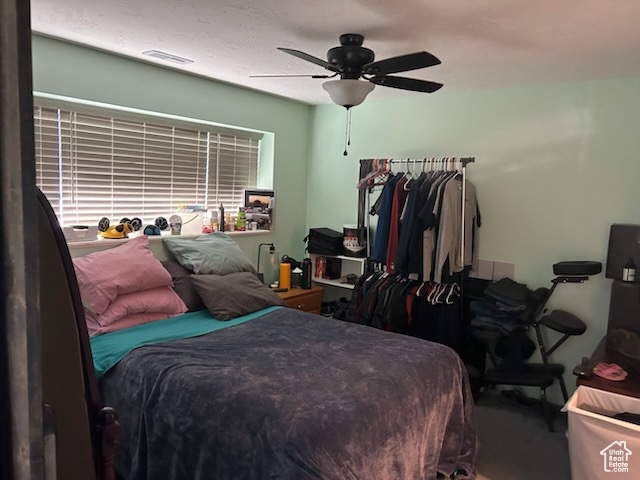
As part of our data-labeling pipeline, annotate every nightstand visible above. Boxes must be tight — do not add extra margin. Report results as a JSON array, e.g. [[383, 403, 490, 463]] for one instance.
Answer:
[[275, 286, 324, 314], [576, 336, 640, 399]]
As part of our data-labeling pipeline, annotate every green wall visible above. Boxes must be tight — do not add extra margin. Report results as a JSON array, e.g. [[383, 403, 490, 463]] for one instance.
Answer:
[[307, 77, 640, 402], [33, 34, 640, 403], [31, 35, 312, 282]]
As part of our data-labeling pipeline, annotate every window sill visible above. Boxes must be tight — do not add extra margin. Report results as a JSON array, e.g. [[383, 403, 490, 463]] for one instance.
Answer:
[[65, 229, 273, 251]]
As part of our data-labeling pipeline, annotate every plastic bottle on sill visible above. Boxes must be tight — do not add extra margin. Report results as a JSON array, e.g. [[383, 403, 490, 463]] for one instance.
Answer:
[[236, 208, 246, 231], [201, 211, 213, 234], [209, 210, 218, 231]]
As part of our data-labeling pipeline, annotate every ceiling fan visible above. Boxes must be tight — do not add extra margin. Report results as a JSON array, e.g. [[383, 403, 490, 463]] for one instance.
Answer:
[[255, 33, 443, 108]]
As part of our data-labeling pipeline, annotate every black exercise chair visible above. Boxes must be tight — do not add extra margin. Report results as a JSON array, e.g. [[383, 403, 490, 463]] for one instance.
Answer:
[[472, 261, 601, 432]]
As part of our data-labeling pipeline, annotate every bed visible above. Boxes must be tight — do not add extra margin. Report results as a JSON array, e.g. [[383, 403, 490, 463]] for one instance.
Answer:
[[43, 193, 476, 480], [92, 305, 476, 480]]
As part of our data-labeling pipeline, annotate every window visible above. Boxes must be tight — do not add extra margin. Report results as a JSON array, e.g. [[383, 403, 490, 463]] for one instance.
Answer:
[[33, 103, 261, 227]]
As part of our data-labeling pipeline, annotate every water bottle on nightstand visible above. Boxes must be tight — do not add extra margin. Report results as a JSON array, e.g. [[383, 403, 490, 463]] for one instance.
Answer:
[[302, 258, 312, 289]]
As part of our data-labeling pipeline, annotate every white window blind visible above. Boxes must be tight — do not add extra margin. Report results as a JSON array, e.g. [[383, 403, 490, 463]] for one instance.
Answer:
[[33, 105, 261, 227], [209, 133, 260, 211]]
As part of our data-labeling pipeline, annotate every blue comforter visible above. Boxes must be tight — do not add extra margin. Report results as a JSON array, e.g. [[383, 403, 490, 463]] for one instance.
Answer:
[[98, 307, 477, 480]]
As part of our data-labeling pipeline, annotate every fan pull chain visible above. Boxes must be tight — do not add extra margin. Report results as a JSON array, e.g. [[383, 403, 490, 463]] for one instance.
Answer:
[[343, 107, 352, 156], [348, 108, 352, 146]]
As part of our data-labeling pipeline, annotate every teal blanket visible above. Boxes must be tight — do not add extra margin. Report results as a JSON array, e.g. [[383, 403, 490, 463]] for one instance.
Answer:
[[90, 306, 282, 378]]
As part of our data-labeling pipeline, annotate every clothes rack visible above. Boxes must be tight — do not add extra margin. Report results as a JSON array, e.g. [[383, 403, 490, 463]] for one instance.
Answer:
[[352, 156, 478, 352], [358, 156, 476, 274]]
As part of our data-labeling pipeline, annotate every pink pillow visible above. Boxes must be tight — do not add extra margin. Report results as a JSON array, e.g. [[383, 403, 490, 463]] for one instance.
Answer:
[[86, 311, 175, 336], [73, 236, 173, 315], [93, 286, 187, 327]]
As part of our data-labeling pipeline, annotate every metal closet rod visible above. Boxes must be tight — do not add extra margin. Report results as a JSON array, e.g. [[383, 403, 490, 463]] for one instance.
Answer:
[[360, 157, 475, 167]]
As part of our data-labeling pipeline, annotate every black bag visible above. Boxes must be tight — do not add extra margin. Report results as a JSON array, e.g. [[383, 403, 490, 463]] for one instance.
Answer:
[[495, 332, 536, 370], [280, 255, 301, 270], [304, 227, 344, 256], [483, 277, 536, 309]]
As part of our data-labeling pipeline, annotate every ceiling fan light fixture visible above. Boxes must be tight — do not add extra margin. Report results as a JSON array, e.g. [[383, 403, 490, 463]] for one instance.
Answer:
[[322, 79, 375, 108]]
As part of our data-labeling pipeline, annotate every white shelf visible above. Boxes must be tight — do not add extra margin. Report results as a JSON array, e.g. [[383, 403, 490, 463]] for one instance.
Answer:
[[312, 277, 356, 289], [309, 253, 366, 290], [324, 255, 367, 264]]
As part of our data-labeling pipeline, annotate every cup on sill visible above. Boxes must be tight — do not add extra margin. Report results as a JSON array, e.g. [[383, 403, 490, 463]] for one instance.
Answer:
[[169, 215, 182, 235], [72, 225, 89, 238]]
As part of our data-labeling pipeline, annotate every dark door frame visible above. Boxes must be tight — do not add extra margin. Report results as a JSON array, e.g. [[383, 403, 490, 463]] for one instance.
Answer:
[[0, 0, 43, 478]]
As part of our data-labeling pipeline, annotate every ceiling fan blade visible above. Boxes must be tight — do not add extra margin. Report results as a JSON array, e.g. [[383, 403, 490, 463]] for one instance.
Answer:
[[363, 51, 441, 76], [277, 47, 340, 72], [250, 74, 334, 78], [369, 76, 443, 93]]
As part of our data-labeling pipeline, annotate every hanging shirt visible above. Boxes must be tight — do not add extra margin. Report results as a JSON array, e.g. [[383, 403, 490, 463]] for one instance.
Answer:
[[370, 173, 402, 264], [419, 171, 458, 280], [385, 176, 410, 273], [405, 173, 440, 275], [394, 173, 428, 276], [432, 177, 479, 283]]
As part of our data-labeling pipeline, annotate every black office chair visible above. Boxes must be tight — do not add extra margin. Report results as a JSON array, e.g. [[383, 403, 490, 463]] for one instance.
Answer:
[[471, 261, 601, 432]]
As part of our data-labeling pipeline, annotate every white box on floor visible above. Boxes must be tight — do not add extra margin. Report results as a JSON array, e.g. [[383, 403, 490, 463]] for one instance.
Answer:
[[564, 386, 640, 479]]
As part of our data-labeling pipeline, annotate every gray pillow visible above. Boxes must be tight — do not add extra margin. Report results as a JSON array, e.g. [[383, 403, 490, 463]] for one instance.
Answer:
[[163, 233, 256, 275], [161, 260, 206, 312], [190, 272, 286, 320]]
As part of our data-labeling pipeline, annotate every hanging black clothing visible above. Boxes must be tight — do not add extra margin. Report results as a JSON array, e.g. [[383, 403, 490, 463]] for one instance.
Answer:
[[394, 173, 428, 275]]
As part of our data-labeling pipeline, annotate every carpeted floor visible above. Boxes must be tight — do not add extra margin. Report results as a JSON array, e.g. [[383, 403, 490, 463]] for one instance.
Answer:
[[474, 388, 571, 480]]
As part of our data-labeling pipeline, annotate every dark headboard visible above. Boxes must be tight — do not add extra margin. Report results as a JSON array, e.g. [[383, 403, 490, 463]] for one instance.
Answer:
[[608, 282, 640, 334], [605, 223, 640, 335]]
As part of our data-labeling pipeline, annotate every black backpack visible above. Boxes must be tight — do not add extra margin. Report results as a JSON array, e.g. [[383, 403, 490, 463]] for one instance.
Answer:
[[304, 228, 344, 256]]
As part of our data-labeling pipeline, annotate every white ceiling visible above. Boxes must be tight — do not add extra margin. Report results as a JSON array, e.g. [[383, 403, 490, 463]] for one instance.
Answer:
[[30, 0, 640, 105]]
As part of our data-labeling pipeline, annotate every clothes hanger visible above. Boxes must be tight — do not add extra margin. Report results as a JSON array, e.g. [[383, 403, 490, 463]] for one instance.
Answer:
[[404, 158, 412, 179], [412, 159, 421, 180], [371, 160, 392, 186], [454, 158, 465, 179], [358, 159, 387, 188], [445, 283, 460, 304], [426, 282, 441, 303], [432, 283, 447, 304], [430, 157, 443, 178], [432, 157, 442, 177], [416, 281, 428, 297], [357, 159, 378, 187], [435, 284, 447, 304], [367, 159, 386, 184], [402, 158, 416, 190]]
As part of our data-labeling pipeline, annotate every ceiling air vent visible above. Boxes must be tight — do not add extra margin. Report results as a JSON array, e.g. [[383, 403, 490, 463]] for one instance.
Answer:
[[142, 50, 193, 65]]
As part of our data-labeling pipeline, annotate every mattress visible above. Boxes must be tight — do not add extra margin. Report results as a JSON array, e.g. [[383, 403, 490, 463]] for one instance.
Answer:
[[97, 307, 477, 480]]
